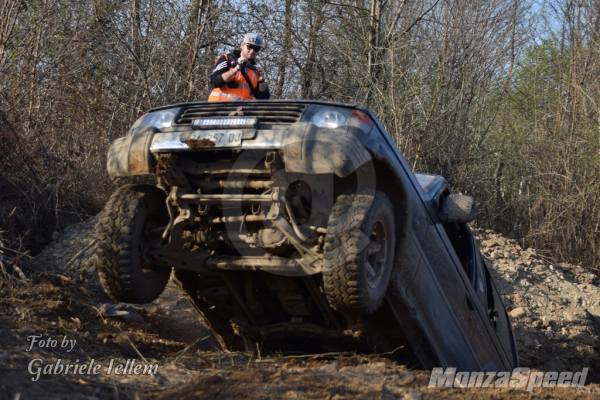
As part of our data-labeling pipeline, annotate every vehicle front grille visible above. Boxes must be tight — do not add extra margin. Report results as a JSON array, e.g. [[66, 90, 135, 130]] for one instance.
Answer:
[[174, 103, 307, 127]]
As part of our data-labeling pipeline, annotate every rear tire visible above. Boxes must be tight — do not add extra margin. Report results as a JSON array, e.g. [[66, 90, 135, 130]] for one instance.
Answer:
[[96, 184, 171, 304], [322, 191, 395, 314]]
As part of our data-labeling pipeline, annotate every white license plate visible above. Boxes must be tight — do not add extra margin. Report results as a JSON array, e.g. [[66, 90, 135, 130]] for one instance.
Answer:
[[190, 131, 243, 147]]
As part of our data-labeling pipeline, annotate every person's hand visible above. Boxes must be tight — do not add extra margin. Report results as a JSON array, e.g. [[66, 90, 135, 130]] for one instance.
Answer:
[[255, 66, 266, 82], [235, 56, 248, 70]]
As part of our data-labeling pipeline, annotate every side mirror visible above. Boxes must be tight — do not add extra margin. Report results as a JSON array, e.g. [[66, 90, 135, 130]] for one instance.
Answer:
[[439, 194, 476, 223]]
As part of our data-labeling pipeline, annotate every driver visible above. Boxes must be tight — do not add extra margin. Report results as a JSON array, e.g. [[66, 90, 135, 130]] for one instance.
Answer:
[[208, 33, 270, 101]]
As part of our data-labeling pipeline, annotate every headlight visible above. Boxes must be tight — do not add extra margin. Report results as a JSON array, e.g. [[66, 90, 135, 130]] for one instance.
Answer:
[[301, 106, 373, 134], [131, 108, 181, 131], [311, 110, 348, 128], [304, 107, 352, 129]]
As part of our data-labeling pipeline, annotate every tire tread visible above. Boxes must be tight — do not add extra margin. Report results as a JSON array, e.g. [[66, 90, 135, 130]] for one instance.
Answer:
[[95, 184, 169, 303], [322, 191, 394, 314]]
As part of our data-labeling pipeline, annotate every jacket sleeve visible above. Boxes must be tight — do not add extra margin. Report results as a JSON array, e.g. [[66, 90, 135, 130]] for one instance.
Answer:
[[210, 55, 230, 88], [254, 86, 271, 100]]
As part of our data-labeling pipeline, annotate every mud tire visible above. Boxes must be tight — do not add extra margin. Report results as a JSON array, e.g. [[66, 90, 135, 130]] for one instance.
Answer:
[[322, 191, 395, 314], [95, 184, 171, 304]]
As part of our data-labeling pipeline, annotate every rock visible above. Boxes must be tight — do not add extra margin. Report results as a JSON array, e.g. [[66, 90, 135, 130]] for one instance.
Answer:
[[318, 361, 339, 373], [544, 331, 555, 339], [491, 251, 499, 259], [504, 251, 512, 259], [384, 372, 416, 395], [99, 303, 145, 323], [568, 332, 595, 346], [581, 273, 597, 284], [555, 333, 569, 341], [487, 239, 500, 247], [397, 372, 415, 385], [510, 307, 527, 318], [513, 293, 522, 302]]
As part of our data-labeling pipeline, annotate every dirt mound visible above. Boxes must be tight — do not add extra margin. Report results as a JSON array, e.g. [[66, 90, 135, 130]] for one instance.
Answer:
[[473, 228, 600, 381], [0, 220, 599, 399]]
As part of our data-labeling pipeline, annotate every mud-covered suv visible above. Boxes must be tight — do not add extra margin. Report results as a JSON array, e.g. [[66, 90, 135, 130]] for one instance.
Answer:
[[96, 100, 518, 371]]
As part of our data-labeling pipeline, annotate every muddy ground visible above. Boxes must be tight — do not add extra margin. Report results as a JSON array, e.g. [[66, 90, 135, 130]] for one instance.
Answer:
[[1, 218, 599, 399]]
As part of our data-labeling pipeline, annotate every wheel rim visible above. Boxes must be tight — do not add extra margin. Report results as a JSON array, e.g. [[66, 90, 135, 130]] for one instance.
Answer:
[[366, 218, 387, 289], [140, 218, 161, 273]]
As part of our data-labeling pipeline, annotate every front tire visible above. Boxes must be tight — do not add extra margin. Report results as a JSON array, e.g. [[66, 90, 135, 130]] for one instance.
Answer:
[[96, 184, 171, 304], [322, 191, 395, 314]]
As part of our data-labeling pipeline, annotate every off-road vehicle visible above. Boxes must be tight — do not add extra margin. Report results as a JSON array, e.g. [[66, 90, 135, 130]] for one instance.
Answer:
[[96, 100, 518, 371]]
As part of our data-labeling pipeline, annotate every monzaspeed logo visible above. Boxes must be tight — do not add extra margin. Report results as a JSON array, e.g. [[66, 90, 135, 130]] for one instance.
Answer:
[[428, 367, 588, 391]]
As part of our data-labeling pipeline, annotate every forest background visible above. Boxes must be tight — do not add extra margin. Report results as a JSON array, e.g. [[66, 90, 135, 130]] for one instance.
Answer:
[[1, 0, 600, 272]]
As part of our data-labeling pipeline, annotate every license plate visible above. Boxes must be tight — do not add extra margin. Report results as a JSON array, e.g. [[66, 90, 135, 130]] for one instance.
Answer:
[[189, 131, 242, 147]]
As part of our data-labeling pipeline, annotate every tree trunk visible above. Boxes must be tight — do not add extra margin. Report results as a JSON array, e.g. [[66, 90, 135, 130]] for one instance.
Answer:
[[185, 0, 209, 100], [274, 0, 293, 98]]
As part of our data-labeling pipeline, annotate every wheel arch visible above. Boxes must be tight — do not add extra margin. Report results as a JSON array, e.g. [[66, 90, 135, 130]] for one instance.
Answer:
[[283, 123, 372, 177], [107, 127, 158, 178], [328, 156, 414, 265], [371, 158, 413, 262]]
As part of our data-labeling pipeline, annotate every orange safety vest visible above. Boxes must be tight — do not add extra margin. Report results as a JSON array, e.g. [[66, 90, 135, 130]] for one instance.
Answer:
[[208, 54, 260, 102]]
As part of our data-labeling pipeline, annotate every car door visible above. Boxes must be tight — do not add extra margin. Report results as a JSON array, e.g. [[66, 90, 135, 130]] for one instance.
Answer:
[[482, 258, 520, 367], [458, 226, 514, 370], [429, 188, 514, 370], [395, 187, 481, 369], [419, 187, 479, 346]]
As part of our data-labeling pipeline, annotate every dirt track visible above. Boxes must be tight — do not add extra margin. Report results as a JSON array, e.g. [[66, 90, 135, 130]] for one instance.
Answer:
[[0, 218, 599, 399]]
